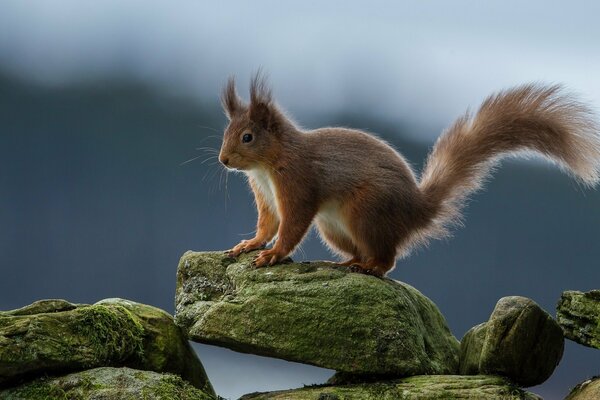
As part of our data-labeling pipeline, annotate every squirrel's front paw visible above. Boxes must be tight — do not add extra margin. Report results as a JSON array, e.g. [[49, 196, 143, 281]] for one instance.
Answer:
[[252, 248, 285, 268], [227, 239, 266, 257]]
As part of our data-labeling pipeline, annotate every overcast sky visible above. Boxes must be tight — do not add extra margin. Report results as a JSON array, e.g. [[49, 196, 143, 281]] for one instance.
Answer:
[[1, 0, 600, 140]]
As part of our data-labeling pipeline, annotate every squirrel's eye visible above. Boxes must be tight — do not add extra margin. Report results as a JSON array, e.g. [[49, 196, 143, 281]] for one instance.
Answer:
[[242, 133, 253, 143]]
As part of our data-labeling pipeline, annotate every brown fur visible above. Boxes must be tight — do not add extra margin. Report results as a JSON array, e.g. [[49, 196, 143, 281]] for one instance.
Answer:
[[219, 75, 600, 276]]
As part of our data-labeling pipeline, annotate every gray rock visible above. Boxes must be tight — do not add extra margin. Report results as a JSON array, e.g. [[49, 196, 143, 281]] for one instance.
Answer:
[[0, 367, 216, 400], [459, 296, 564, 387], [0, 298, 214, 396], [239, 375, 541, 400], [557, 290, 600, 349], [175, 251, 460, 377]]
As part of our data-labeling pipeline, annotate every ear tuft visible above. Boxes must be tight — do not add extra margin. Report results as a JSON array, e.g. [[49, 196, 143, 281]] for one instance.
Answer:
[[221, 77, 244, 119], [249, 71, 272, 106], [249, 71, 279, 130]]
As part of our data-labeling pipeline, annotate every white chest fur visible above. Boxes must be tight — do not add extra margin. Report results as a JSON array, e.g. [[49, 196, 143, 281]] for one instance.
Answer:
[[316, 201, 351, 239], [247, 168, 279, 214]]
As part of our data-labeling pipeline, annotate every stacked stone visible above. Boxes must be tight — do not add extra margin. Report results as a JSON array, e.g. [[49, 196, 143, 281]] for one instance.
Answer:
[[0, 298, 216, 399], [557, 290, 600, 400], [175, 251, 560, 399], [4, 250, 596, 399]]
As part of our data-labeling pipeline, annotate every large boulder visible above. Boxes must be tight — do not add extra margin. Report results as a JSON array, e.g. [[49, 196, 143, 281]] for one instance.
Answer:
[[0, 298, 214, 396], [239, 375, 541, 400], [175, 251, 460, 377], [557, 290, 600, 349], [0, 367, 215, 400], [459, 296, 564, 387], [565, 376, 600, 400]]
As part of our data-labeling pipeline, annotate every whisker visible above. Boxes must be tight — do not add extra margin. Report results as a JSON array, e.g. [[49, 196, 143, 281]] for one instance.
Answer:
[[206, 167, 221, 192], [223, 169, 228, 214], [197, 125, 221, 133], [202, 164, 220, 182], [218, 167, 225, 191], [196, 146, 220, 152], [180, 154, 209, 166], [225, 169, 231, 203], [200, 155, 219, 164]]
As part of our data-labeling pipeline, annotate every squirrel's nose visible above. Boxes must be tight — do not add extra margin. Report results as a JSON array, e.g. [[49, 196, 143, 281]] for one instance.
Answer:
[[220, 156, 229, 166]]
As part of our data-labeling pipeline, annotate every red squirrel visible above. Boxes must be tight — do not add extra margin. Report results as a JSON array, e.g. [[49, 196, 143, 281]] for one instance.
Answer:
[[218, 74, 600, 276]]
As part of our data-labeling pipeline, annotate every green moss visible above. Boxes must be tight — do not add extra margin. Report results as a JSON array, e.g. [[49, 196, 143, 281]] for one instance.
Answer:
[[1, 367, 216, 400], [0, 303, 145, 383], [75, 305, 145, 365], [94, 298, 216, 396], [176, 251, 460, 377], [1, 299, 214, 396], [557, 290, 600, 349], [4, 373, 96, 400], [460, 297, 564, 387], [141, 374, 214, 400], [7, 379, 70, 400], [0, 299, 78, 317], [239, 375, 541, 400]]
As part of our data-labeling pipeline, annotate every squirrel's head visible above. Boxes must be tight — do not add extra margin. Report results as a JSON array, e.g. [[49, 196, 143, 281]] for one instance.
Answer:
[[218, 74, 289, 171]]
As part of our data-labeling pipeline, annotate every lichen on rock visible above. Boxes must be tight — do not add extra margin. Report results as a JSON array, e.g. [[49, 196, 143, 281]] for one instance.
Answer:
[[239, 375, 541, 400], [565, 376, 600, 400], [459, 296, 564, 387], [175, 250, 460, 377], [0, 367, 216, 400], [0, 298, 214, 397], [557, 290, 600, 349]]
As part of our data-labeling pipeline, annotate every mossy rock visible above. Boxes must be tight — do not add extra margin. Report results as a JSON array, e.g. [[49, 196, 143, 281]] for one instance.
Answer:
[[557, 290, 600, 349], [0, 367, 216, 400], [239, 375, 541, 400], [565, 376, 600, 400], [0, 298, 214, 396], [459, 296, 564, 387], [175, 251, 460, 377]]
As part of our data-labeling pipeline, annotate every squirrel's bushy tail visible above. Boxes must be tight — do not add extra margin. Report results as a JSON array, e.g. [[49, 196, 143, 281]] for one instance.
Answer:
[[418, 84, 600, 241]]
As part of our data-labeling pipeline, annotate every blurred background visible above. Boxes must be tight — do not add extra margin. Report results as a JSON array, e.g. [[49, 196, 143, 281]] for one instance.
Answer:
[[1, 1, 599, 399]]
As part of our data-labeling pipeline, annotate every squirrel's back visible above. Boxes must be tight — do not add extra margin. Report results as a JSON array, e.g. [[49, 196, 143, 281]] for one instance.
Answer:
[[303, 127, 420, 200]]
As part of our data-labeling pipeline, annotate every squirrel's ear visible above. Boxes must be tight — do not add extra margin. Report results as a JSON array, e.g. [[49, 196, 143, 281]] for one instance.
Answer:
[[248, 72, 279, 131], [221, 77, 245, 120]]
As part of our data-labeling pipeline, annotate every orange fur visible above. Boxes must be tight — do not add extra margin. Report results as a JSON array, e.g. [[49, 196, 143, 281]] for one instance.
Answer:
[[228, 178, 279, 256], [219, 75, 600, 276]]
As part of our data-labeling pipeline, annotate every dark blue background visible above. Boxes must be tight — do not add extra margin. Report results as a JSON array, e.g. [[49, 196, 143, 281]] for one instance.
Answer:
[[1, 73, 599, 399]]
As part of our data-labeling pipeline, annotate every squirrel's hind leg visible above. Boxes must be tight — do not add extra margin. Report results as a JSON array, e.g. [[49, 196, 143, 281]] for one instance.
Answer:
[[341, 255, 396, 277], [315, 213, 396, 276], [315, 218, 362, 264], [338, 256, 363, 266], [340, 190, 404, 276]]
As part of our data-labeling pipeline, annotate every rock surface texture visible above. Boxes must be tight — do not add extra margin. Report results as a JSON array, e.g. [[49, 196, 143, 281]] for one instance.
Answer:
[[175, 251, 460, 377], [239, 375, 541, 400], [0, 367, 215, 400], [557, 290, 600, 349], [0, 298, 214, 396], [565, 376, 600, 400], [459, 296, 564, 387]]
